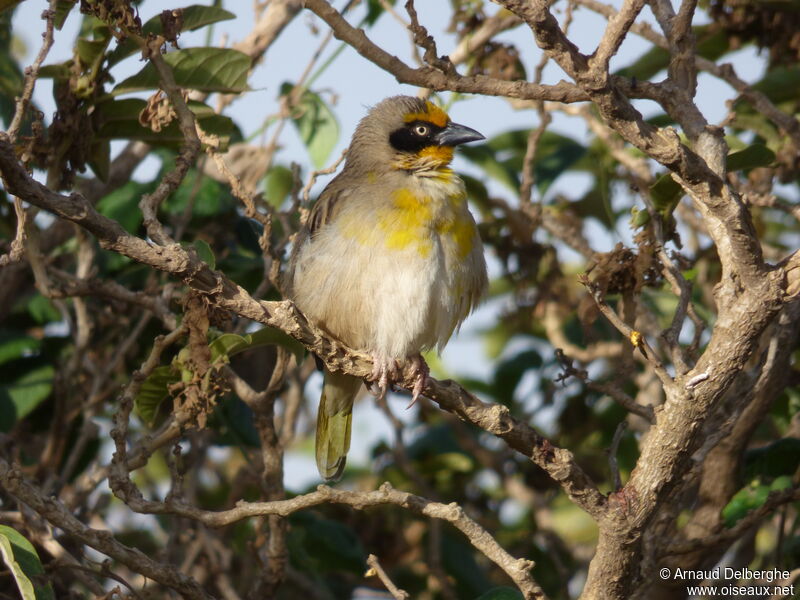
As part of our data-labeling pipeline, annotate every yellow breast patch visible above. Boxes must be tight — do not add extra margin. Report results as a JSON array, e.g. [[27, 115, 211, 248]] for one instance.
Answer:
[[382, 188, 434, 257], [437, 214, 475, 259], [380, 188, 473, 259], [338, 188, 473, 260]]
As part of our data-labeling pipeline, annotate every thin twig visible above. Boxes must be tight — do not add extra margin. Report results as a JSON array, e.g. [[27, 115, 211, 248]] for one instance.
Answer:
[[301, 148, 348, 205], [366, 554, 410, 600], [590, 0, 646, 73], [98, 476, 546, 599], [0, 198, 28, 266], [404, 0, 452, 73], [579, 274, 675, 390], [555, 349, 654, 421], [0, 460, 213, 599], [0, 138, 609, 520], [574, 0, 800, 146], [7, 1, 56, 141]]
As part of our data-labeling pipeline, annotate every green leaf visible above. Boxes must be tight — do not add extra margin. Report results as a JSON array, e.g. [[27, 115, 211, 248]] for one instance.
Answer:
[[281, 83, 340, 168], [26, 295, 60, 324], [615, 26, 728, 80], [744, 438, 800, 480], [364, 0, 395, 25], [0, 1, 23, 14], [168, 4, 235, 32], [571, 186, 615, 228], [247, 327, 305, 363], [722, 477, 794, 528], [481, 128, 529, 152], [209, 328, 304, 364], [729, 111, 781, 148], [164, 169, 232, 216], [406, 424, 463, 459], [53, 0, 76, 29], [108, 5, 236, 66], [615, 46, 669, 80], [649, 173, 683, 213], [726, 144, 776, 172], [212, 396, 260, 447], [460, 174, 490, 214], [695, 29, 732, 62], [192, 239, 216, 269], [460, 144, 519, 192], [114, 48, 251, 94], [0, 532, 35, 600], [462, 129, 586, 196], [264, 165, 294, 209], [288, 512, 366, 574], [93, 98, 236, 149], [647, 146, 770, 220], [431, 451, 473, 473], [630, 206, 651, 228], [751, 66, 800, 105], [492, 348, 542, 406], [441, 530, 494, 597], [0, 365, 54, 422], [134, 365, 177, 426], [35, 62, 71, 80], [533, 133, 587, 195], [0, 14, 23, 126], [208, 333, 249, 361], [137, 325, 306, 426], [96, 180, 148, 233], [0, 525, 54, 600], [475, 587, 524, 600], [0, 333, 40, 366], [76, 37, 109, 67], [88, 138, 110, 182]]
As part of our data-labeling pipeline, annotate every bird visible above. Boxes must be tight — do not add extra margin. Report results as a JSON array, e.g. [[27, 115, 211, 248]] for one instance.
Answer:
[[287, 95, 488, 481]]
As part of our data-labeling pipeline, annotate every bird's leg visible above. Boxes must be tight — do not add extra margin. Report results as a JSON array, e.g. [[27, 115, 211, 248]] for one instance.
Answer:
[[406, 353, 429, 408], [367, 354, 399, 401]]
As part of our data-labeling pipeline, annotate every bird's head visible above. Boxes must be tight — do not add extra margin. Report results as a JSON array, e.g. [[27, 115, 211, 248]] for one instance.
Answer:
[[346, 96, 484, 176]]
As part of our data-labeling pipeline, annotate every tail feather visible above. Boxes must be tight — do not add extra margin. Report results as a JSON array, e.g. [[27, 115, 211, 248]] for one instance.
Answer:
[[315, 369, 361, 481]]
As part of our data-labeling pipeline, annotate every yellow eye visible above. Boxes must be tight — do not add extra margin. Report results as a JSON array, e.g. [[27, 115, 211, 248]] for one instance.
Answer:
[[414, 124, 429, 136]]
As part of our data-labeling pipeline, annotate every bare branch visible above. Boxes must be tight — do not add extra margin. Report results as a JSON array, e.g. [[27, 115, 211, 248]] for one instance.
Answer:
[[575, 0, 800, 145], [366, 554, 410, 600], [0, 460, 213, 600], [0, 138, 606, 519], [7, 1, 56, 141], [590, 0, 646, 74], [580, 275, 675, 390], [104, 476, 548, 599], [0, 198, 27, 267], [303, 0, 589, 103]]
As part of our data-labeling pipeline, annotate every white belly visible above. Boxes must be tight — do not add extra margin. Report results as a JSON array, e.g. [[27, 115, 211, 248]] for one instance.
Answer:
[[291, 178, 486, 360]]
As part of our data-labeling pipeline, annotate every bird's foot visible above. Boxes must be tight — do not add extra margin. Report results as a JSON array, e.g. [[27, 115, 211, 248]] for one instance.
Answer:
[[406, 353, 429, 409], [367, 355, 399, 401]]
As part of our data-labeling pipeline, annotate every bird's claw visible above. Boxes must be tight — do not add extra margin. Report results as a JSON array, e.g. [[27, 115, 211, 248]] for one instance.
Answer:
[[368, 355, 399, 401], [367, 354, 429, 407], [406, 354, 429, 409]]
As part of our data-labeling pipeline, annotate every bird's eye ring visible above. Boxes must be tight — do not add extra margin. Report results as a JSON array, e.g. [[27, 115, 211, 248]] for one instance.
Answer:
[[414, 124, 429, 136]]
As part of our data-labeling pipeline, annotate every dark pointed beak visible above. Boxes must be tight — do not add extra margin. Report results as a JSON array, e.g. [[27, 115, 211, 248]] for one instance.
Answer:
[[434, 122, 485, 147]]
